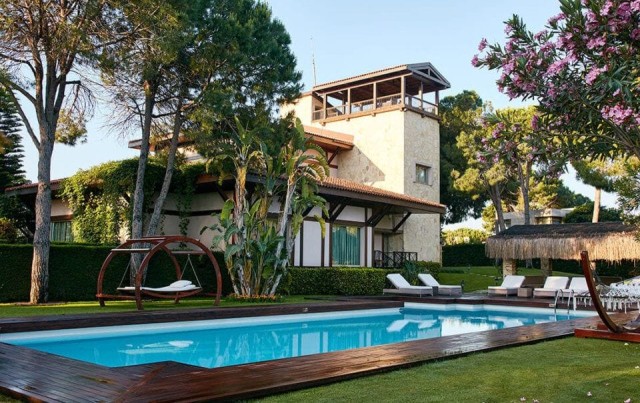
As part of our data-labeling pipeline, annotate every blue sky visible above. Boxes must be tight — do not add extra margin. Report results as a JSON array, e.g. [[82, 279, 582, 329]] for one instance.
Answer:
[[19, 0, 615, 224]]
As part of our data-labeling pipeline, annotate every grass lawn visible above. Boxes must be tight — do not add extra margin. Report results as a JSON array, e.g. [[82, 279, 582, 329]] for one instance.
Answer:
[[439, 266, 578, 292], [0, 295, 315, 318], [256, 337, 640, 402]]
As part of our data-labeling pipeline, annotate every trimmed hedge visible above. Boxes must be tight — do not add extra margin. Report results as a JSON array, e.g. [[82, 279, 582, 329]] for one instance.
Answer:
[[288, 267, 389, 295], [0, 244, 231, 302], [443, 244, 493, 267]]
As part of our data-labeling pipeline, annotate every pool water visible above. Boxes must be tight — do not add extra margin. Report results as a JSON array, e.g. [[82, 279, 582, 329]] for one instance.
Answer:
[[0, 303, 595, 369]]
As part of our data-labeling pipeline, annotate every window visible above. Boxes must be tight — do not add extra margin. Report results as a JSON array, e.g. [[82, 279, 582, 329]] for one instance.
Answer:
[[332, 225, 361, 266], [415, 164, 432, 185], [50, 221, 73, 242]]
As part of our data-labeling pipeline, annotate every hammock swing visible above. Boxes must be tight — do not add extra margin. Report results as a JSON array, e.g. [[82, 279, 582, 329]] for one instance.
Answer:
[[96, 235, 222, 310], [577, 251, 640, 338]]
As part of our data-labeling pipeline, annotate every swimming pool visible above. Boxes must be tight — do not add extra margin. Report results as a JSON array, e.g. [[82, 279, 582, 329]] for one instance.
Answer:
[[0, 303, 595, 369]]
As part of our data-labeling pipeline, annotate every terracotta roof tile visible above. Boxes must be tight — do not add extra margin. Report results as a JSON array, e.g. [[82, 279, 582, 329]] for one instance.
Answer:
[[320, 176, 445, 211]]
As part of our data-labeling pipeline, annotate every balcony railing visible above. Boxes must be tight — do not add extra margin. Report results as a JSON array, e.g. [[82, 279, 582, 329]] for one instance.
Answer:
[[373, 250, 418, 268], [312, 93, 438, 121]]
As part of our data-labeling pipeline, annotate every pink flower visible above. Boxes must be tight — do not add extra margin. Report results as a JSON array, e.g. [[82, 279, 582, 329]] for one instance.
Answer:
[[601, 0, 614, 15], [505, 23, 514, 34], [531, 115, 540, 130], [548, 13, 566, 25], [585, 66, 606, 85], [478, 38, 488, 51], [586, 36, 606, 49], [471, 54, 479, 67]]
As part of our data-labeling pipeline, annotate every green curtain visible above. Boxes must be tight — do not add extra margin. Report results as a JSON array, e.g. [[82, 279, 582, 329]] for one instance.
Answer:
[[332, 225, 360, 265], [50, 221, 73, 242]]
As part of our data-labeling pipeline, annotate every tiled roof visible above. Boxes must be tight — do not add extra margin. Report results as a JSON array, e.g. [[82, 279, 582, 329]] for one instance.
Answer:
[[5, 179, 63, 193], [303, 125, 354, 148], [320, 176, 445, 212]]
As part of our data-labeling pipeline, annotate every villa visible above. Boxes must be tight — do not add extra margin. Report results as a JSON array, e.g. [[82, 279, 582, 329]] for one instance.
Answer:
[[5, 63, 450, 267]]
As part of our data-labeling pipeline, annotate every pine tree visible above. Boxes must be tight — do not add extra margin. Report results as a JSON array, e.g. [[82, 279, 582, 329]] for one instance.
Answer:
[[0, 88, 25, 190]]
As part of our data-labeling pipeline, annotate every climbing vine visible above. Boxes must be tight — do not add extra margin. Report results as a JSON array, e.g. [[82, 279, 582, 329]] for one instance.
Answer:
[[60, 158, 205, 243]]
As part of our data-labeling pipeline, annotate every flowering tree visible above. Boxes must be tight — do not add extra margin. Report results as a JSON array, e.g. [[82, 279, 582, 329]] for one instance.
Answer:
[[453, 116, 511, 233], [485, 107, 566, 225], [474, 0, 640, 160]]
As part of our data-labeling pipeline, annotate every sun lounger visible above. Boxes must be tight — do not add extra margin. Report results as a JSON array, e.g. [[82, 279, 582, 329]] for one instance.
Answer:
[[418, 273, 462, 296], [533, 276, 570, 298], [487, 275, 525, 296], [383, 273, 434, 296]]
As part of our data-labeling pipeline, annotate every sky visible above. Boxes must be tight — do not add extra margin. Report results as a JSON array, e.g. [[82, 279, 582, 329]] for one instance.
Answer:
[[17, 0, 616, 228]]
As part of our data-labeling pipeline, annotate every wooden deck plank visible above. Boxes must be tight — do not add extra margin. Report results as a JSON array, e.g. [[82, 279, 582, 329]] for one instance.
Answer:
[[1, 298, 635, 402]]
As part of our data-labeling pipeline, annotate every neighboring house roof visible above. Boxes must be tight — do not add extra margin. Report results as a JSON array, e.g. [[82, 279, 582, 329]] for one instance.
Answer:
[[4, 179, 62, 196], [313, 62, 451, 92], [485, 222, 638, 261]]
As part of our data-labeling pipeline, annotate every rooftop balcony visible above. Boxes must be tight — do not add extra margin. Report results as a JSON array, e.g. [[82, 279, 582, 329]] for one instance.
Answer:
[[310, 62, 449, 123]]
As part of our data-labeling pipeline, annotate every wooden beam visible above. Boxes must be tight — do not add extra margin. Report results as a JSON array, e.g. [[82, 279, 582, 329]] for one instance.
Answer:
[[329, 203, 347, 222], [392, 212, 412, 233], [327, 149, 339, 165], [211, 183, 229, 202], [367, 205, 392, 227], [400, 76, 405, 105]]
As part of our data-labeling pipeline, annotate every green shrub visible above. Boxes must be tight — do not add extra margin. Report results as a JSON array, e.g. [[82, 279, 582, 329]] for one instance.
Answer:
[[288, 267, 388, 295], [0, 244, 230, 302], [443, 244, 493, 266], [418, 261, 441, 280], [0, 218, 17, 243]]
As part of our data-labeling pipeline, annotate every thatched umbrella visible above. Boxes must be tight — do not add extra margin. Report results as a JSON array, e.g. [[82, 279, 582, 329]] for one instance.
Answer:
[[485, 222, 640, 275]]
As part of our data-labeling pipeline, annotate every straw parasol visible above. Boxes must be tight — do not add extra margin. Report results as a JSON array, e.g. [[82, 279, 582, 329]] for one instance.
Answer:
[[485, 222, 640, 262]]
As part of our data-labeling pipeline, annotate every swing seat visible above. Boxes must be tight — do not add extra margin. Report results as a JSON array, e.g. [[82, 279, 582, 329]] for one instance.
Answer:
[[117, 280, 201, 293]]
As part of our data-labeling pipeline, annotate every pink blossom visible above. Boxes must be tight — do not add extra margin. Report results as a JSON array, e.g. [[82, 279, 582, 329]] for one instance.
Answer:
[[546, 58, 568, 76], [471, 54, 479, 67], [601, 103, 635, 125], [585, 66, 607, 85], [586, 36, 606, 49], [548, 13, 566, 25], [632, 0, 640, 12], [478, 38, 488, 51], [601, 0, 614, 15], [531, 115, 540, 130], [505, 23, 514, 35], [631, 28, 640, 40]]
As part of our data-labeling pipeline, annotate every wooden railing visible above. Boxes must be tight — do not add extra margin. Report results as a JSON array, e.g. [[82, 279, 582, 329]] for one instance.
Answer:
[[373, 250, 418, 268], [313, 93, 437, 121]]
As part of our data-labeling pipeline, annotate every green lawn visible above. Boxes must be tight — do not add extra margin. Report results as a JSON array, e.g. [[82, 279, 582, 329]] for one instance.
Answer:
[[439, 266, 578, 292], [0, 295, 314, 318], [256, 337, 640, 402]]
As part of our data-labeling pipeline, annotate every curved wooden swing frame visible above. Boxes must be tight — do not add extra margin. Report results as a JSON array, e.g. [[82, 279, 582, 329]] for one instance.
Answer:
[[580, 250, 640, 334], [96, 235, 222, 310]]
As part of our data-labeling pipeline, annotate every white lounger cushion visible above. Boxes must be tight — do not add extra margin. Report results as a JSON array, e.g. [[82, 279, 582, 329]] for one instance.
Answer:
[[418, 274, 462, 296], [384, 273, 433, 296], [558, 277, 589, 297], [487, 275, 525, 296], [118, 280, 200, 293], [533, 276, 570, 298]]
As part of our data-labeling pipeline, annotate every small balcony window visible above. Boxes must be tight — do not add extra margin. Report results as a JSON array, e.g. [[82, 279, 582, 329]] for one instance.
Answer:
[[50, 221, 73, 242], [416, 164, 432, 185]]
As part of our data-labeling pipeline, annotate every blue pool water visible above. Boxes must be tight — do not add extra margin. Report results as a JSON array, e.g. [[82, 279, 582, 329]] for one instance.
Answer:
[[1, 303, 595, 369]]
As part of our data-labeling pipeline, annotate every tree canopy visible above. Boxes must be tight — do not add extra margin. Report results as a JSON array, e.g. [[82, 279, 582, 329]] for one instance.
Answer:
[[439, 90, 488, 224], [474, 0, 640, 161]]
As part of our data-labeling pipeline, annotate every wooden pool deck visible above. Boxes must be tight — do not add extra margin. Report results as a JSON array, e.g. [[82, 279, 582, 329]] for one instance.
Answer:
[[0, 297, 634, 402]]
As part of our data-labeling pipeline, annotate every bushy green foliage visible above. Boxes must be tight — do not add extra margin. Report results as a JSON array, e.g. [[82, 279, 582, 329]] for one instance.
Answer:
[[0, 217, 17, 243], [417, 261, 441, 280], [60, 159, 206, 243], [0, 244, 229, 302], [564, 202, 622, 223], [443, 244, 494, 267], [441, 228, 489, 245], [288, 267, 388, 296]]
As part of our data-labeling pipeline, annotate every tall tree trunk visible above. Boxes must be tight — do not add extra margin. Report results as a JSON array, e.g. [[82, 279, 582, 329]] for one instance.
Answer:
[[146, 96, 184, 236], [518, 162, 531, 225], [268, 178, 296, 295], [487, 182, 506, 233], [30, 135, 54, 303], [592, 187, 601, 223], [130, 80, 157, 284]]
